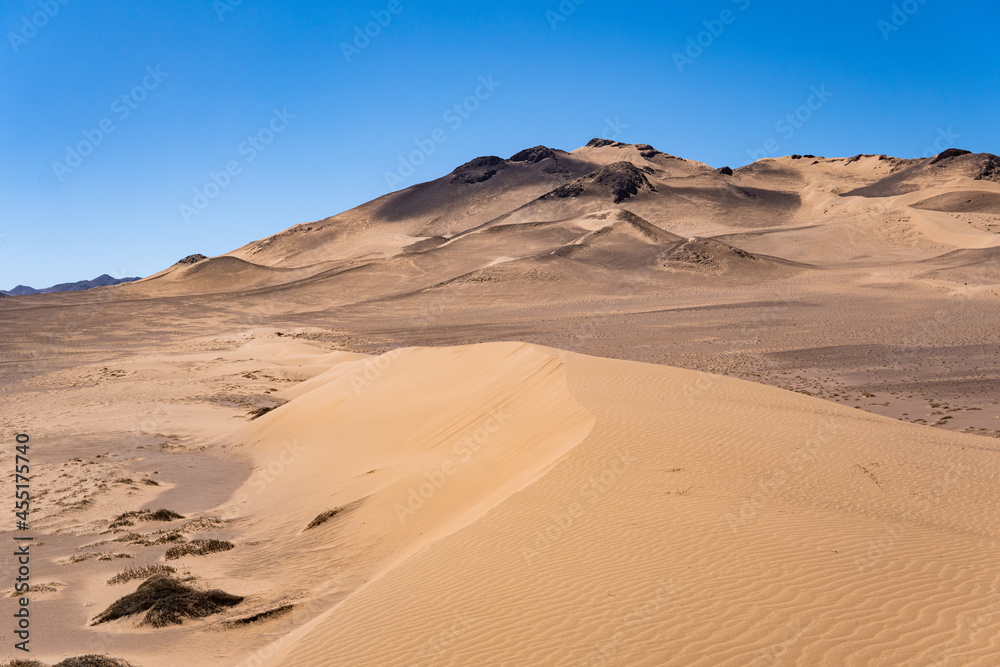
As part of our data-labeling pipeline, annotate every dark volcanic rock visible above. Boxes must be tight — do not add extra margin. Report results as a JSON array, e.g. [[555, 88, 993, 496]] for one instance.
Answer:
[[593, 161, 657, 203], [541, 160, 656, 203], [974, 154, 1000, 181], [177, 254, 208, 265], [717, 166, 734, 176], [548, 182, 586, 199], [452, 169, 501, 184], [509, 146, 557, 163], [451, 155, 506, 184], [587, 138, 627, 148], [455, 155, 505, 170], [541, 163, 570, 175], [635, 143, 663, 159], [930, 148, 972, 164]]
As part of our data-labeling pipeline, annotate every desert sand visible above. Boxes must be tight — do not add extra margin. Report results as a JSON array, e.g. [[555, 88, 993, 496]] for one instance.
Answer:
[[2, 141, 999, 665]]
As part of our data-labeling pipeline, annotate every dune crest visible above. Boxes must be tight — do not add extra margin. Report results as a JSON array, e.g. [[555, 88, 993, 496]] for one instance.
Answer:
[[219, 340, 1000, 666], [217, 343, 596, 644]]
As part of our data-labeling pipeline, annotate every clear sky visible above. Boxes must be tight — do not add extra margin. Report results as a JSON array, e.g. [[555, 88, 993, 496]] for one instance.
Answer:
[[2, 0, 998, 289]]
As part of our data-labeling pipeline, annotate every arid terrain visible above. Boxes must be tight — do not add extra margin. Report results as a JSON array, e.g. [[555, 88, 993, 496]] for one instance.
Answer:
[[2, 140, 999, 666]]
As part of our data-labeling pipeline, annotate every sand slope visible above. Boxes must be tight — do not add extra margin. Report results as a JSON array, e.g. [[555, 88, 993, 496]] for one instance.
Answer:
[[178, 341, 1000, 667]]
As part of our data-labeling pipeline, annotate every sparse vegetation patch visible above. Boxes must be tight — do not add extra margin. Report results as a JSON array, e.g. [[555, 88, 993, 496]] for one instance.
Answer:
[[164, 539, 235, 560], [107, 564, 176, 585], [92, 575, 243, 627], [305, 507, 342, 531]]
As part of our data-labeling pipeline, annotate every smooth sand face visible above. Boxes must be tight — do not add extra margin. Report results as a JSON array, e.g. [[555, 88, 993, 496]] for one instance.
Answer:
[[1, 143, 999, 665]]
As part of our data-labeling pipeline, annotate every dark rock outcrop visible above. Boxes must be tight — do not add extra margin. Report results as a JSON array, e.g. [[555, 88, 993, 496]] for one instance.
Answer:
[[541, 161, 657, 204], [548, 182, 586, 199], [451, 156, 506, 184], [509, 146, 557, 163], [587, 138, 627, 148], [973, 154, 1000, 181], [930, 148, 972, 164], [593, 161, 658, 203]]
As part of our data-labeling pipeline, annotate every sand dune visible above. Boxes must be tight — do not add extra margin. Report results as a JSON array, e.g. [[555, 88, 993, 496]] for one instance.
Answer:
[[218, 341, 996, 666], [918, 247, 1000, 283], [10, 337, 996, 665], [911, 190, 1000, 215], [132, 256, 311, 296]]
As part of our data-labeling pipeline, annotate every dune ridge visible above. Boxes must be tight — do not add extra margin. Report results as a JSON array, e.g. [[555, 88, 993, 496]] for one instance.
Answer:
[[231, 341, 1000, 666]]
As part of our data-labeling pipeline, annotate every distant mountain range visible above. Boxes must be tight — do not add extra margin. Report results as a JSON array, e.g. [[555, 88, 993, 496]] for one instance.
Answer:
[[0, 274, 140, 297]]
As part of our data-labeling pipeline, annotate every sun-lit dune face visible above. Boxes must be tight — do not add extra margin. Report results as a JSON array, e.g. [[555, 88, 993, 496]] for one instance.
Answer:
[[233, 343, 595, 544], [6, 326, 1000, 666], [224, 341, 998, 667]]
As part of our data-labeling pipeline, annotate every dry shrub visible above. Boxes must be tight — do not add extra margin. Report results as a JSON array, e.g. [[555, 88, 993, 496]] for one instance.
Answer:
[[164, 539, 235, 560], [92, 575, 242, 627]]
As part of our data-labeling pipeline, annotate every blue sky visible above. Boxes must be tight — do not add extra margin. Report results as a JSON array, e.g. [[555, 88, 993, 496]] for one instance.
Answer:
[[2, 0, 998, 288]]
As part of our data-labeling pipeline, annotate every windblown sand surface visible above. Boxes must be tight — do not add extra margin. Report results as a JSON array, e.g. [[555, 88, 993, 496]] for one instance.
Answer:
[[2, 338, 999, 665], [2, 141, 1000, 665]]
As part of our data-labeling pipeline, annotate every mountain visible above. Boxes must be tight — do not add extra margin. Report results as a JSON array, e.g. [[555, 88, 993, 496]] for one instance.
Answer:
[[111, 140, 998, 305], [1, 273, 141, 296]]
